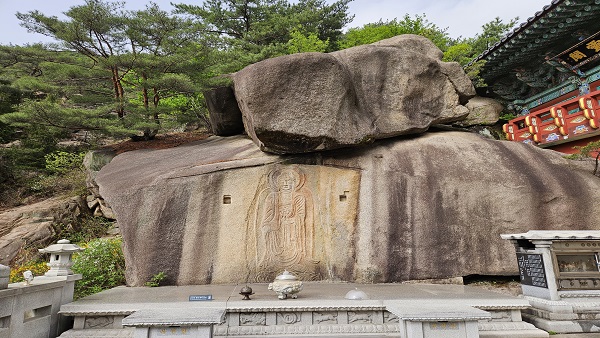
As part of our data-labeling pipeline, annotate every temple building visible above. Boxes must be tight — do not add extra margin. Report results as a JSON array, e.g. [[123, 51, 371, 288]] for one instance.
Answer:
[[473, 0, 600, 153]]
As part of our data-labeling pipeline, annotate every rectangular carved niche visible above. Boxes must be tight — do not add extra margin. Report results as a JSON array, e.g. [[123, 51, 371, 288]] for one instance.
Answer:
[[0, 315, 9, 328], [339, 191, 349, 202], [23, 305, 51, 323]]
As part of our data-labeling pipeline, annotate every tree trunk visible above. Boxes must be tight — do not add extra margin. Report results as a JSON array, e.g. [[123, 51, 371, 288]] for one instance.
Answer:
[[142, 72, 149, 110], [111, 66, 125, 118]]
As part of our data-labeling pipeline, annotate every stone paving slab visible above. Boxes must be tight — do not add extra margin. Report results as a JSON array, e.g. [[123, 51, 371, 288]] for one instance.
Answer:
[[552, 335, 600, 338]]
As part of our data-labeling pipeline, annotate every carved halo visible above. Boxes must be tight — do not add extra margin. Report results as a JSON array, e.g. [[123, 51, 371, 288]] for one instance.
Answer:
[[267, 167, 306, 192]]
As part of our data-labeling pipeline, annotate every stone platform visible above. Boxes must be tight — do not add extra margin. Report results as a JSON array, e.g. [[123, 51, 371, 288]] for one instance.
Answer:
[[58, 282, 549, 338]]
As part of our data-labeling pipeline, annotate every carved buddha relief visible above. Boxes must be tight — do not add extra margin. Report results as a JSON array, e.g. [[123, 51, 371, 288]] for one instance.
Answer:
[[245, 166, 320, 281]]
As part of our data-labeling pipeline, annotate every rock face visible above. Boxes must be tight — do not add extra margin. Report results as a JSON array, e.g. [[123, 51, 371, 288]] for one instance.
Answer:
[[96, 132, 600, 286], [231, 35, 475, 154], [83, 149, 117, 219], [0, 196, 89, 265], [204, 86, 245, 136], [461, 96, 505, 126]]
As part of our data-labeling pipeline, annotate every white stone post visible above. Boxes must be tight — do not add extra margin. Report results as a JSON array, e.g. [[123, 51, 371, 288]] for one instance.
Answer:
[[0, 264, 9, 289]]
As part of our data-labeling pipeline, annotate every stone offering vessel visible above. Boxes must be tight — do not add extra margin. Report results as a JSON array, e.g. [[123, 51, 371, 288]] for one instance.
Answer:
[[268, 271, 303, 299]]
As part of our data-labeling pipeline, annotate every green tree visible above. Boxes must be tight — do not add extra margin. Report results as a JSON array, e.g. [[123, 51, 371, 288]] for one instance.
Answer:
[[17, 0, 130, 118], [339, 14, 451, 51], [470, 17, 518, 56], [0, 45, 121, 136], [122, 3, 207, 139], [0, 45, 98, 183], [442, 17, 518, 86], [15, 0, 209, 140], [286, 26, 329, 53], [289, 0, 353, 51], [174, 0, 353, 72]]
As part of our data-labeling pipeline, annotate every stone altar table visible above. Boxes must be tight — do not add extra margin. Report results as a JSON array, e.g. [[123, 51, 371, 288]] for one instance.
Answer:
[[57, 282, 548, 338]]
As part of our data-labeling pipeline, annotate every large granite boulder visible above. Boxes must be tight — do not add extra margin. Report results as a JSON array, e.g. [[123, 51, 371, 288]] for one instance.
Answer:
[[96, 132, 600, 286], [204, 86, 245, 136], [461, 96, 505, 126], [232, 35, 475, 154]]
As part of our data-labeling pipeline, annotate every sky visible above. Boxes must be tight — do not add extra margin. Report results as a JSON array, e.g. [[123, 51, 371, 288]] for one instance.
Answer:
[[0, 0, 552, 46]]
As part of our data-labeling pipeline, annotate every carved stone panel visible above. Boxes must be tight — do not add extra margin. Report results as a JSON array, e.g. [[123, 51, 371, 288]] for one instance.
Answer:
[[240, 313, 266, 326], [246, 166, 321, 281], [313, 312, 338, 324], [490, 310, 512, 322], [348, 311, 373, 324], [276, 312, 302, 325], [84, 316, 115, 329], [383, 311, 399, 323]]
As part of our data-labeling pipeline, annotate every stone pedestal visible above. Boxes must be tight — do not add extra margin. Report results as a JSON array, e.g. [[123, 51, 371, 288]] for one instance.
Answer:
[[122, 308, 225, 338], [388, 303, 488, 338]]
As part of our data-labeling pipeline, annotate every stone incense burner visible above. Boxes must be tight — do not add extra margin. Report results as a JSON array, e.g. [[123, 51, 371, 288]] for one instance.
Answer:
[[268, 270, 303, 299]]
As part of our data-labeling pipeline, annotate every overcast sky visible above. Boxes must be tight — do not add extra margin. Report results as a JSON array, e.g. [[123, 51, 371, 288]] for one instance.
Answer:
[[0, 0, 551, 45]]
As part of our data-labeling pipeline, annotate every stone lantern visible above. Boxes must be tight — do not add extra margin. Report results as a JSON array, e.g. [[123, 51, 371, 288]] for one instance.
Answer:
[[39, 239, 84, 277]]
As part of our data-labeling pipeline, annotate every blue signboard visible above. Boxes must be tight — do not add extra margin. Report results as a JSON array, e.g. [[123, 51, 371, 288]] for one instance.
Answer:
[[189, 295, 213, 301]]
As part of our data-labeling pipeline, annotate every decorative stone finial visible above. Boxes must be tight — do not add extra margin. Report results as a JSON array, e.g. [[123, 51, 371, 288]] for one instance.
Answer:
[[23, 270, 33, 285], [39, 239, 84, 277]]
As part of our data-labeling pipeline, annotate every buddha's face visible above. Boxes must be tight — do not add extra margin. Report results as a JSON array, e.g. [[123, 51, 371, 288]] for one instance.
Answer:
[[278, 173, 295, 192]]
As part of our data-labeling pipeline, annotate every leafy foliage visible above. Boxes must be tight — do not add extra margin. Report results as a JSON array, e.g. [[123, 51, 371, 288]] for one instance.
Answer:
[[56, 215, 114, 245], [566, 140, 600, 176], [145, 271, 167, 287], [339, 14, 451, 51], [9, 260, 49, 283], [72, 237, 126, 299], [44, 151, 85, 174], [443, 17, 518, 86], [14, 1, 208, 140], [287, 26, 329, 53], [174, 0, 352, 72]]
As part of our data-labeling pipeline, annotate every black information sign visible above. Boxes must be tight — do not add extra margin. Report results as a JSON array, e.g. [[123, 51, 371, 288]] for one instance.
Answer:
[[516, 253, 548, 288], [549, 30, 600, 70]]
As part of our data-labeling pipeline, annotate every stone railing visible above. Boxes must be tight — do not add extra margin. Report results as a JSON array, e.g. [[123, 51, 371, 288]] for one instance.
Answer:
[[0, 274, 81, 338]]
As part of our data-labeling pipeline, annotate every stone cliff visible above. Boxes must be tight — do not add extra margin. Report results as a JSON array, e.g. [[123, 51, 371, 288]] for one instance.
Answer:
[[96, 132, 600, 286], [95, 34, 600, 286]]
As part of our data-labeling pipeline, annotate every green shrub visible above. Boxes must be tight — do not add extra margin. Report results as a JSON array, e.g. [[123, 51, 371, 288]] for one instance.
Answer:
[[56, 216, 114, 245], [27, 169, 87, 197], [145, 271, 167, 287], [9, 260, 49, 283], [44, 151, 86, 174], [72, 237, 125, 299]]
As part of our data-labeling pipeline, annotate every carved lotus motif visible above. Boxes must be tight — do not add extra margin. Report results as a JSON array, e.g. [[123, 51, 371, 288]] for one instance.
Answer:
[[268, 270, 303, 299]]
